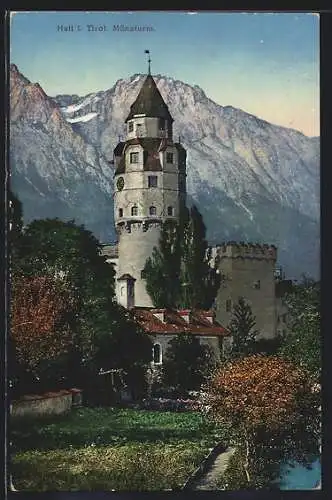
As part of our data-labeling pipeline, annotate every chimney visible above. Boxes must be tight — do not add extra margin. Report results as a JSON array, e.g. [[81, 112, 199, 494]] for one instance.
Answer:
[[204, 311, 214, 324], [152, 309, 166, 323], [179, 310, 191, 323]]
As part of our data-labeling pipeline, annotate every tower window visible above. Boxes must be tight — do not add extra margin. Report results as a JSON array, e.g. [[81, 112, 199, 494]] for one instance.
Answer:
[[130, 152, 139, 163], [131, 206, 138, 216], [118, 208, 123, 218], [167, 206, 174, 216], [226, 299, 232, 312], [128, 122, 134, 133], [152, 343, 162, 364], [166, 152, 173, 164], [149, 206, 157, 216], [148, 175, 158, 188]]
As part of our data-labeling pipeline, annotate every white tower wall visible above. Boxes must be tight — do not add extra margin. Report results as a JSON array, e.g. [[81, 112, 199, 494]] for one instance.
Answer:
[[113, 73, 186, 308], [116, 223, 162, 307]]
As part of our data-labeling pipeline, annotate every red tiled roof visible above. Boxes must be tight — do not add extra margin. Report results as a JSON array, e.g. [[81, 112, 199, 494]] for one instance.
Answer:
[[131, 308, 229, 337]]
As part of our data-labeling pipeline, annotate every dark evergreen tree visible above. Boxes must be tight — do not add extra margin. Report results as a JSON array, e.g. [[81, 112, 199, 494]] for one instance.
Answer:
[[162, 334, 217, 393], [227, 297, 258, 359], [144, 206, 221, 310], [143, 219, 181, 308], [179, 205, 221, 308]]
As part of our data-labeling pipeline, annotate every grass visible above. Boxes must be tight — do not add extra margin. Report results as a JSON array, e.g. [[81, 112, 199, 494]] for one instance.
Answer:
[[11, 407, 225, 491]]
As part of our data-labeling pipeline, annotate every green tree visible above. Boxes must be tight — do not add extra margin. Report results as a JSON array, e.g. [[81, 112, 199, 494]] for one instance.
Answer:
[[92, 305, 152, 400], [278, 277, 320, 380], [144, 206, 221, 309], [162, 334, 218, 394], [180, 205, 221, 309], [143, 219, 181, 308], [227, 297, 258, 359], [11, 218, 150, 398]]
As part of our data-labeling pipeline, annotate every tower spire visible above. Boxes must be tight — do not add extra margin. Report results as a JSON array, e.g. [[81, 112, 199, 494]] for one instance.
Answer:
[[145, 49, 151, 75]]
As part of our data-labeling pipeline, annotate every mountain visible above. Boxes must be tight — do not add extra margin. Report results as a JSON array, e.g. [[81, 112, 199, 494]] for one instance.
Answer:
[[10, 64, 114, 243], [9, 66, 320, 279]]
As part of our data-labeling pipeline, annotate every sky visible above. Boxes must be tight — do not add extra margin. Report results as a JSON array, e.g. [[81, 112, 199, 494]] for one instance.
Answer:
[[10, 11, 319, 137]]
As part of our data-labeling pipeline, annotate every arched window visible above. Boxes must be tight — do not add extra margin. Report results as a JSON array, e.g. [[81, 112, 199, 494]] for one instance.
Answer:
[[131, 206, 138, 216], [152, 343, 162, 364], [118, 208, 123, 217], [149, 206, 156, 216], [167, 206, 173, 216]]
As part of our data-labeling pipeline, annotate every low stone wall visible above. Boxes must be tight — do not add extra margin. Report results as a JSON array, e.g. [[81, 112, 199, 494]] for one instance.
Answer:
[[11, 388, 82, 418]]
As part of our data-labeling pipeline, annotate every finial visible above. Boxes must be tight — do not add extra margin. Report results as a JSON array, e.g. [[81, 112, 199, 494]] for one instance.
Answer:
[[145, 49, 151, 75]]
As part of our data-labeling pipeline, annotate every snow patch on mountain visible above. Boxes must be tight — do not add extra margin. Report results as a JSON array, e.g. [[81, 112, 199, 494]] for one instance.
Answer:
[[67, 112, 98, 123]]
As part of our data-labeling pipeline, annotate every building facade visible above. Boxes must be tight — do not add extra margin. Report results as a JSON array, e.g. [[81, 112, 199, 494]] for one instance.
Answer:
[[209, 242, 289, 339], [132, 308, 229, 367]]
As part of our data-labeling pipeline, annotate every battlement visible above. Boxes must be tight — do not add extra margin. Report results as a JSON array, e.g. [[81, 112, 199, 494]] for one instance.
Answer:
[[101, 243, 119, 259], [116, 219, 163, 235], [209, 241, 277, 262]]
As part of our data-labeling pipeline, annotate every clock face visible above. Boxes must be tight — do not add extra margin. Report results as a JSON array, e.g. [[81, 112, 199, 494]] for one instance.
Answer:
[[117, 177, 124, 191]]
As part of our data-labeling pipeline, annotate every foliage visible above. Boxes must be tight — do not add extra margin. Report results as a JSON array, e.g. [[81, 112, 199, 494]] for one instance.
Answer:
[[14, 217, 115, 296], [204, 355, 320, 487], [144, 206, 221, 309], [180, 205, 221, 309], [11, 408, 226, 491], [10, 217, 151, 398], [91, 305, 152, 401], [278, 277, 320, 380], [162, 334, 218, 393], [143, 220, 181, 308], [11, 275, 73, 373], [250, 335, 284, 356], [206, 354, 317, 434], [227, 297, 258, 359]]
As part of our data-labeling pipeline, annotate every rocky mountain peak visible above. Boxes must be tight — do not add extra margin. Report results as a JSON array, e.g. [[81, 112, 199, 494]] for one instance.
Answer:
[[10, 64, 320, 279]]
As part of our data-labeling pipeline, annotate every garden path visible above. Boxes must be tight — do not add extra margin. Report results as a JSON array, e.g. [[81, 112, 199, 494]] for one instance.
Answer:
[[188, 447, 235, 490]]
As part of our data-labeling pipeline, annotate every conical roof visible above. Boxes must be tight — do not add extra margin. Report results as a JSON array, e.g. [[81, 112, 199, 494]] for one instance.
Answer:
[[125, 75, 173, 123]]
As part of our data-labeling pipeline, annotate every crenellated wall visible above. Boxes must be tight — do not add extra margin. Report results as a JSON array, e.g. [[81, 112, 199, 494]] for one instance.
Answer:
[[209, 242, 278, 339]]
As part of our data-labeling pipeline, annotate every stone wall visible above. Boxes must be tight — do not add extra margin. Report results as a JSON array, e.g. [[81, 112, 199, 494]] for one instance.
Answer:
[[11, 389, 82, 418], [210, 243, 277, 339]]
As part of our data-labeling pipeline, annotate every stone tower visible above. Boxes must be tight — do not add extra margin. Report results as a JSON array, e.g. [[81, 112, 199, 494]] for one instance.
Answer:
[[113, 71, 187, 308], [210, 242, 278, 339]]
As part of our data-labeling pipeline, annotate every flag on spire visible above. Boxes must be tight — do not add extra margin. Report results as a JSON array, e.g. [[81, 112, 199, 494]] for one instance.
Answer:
[[145, 50, 151, 75]]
